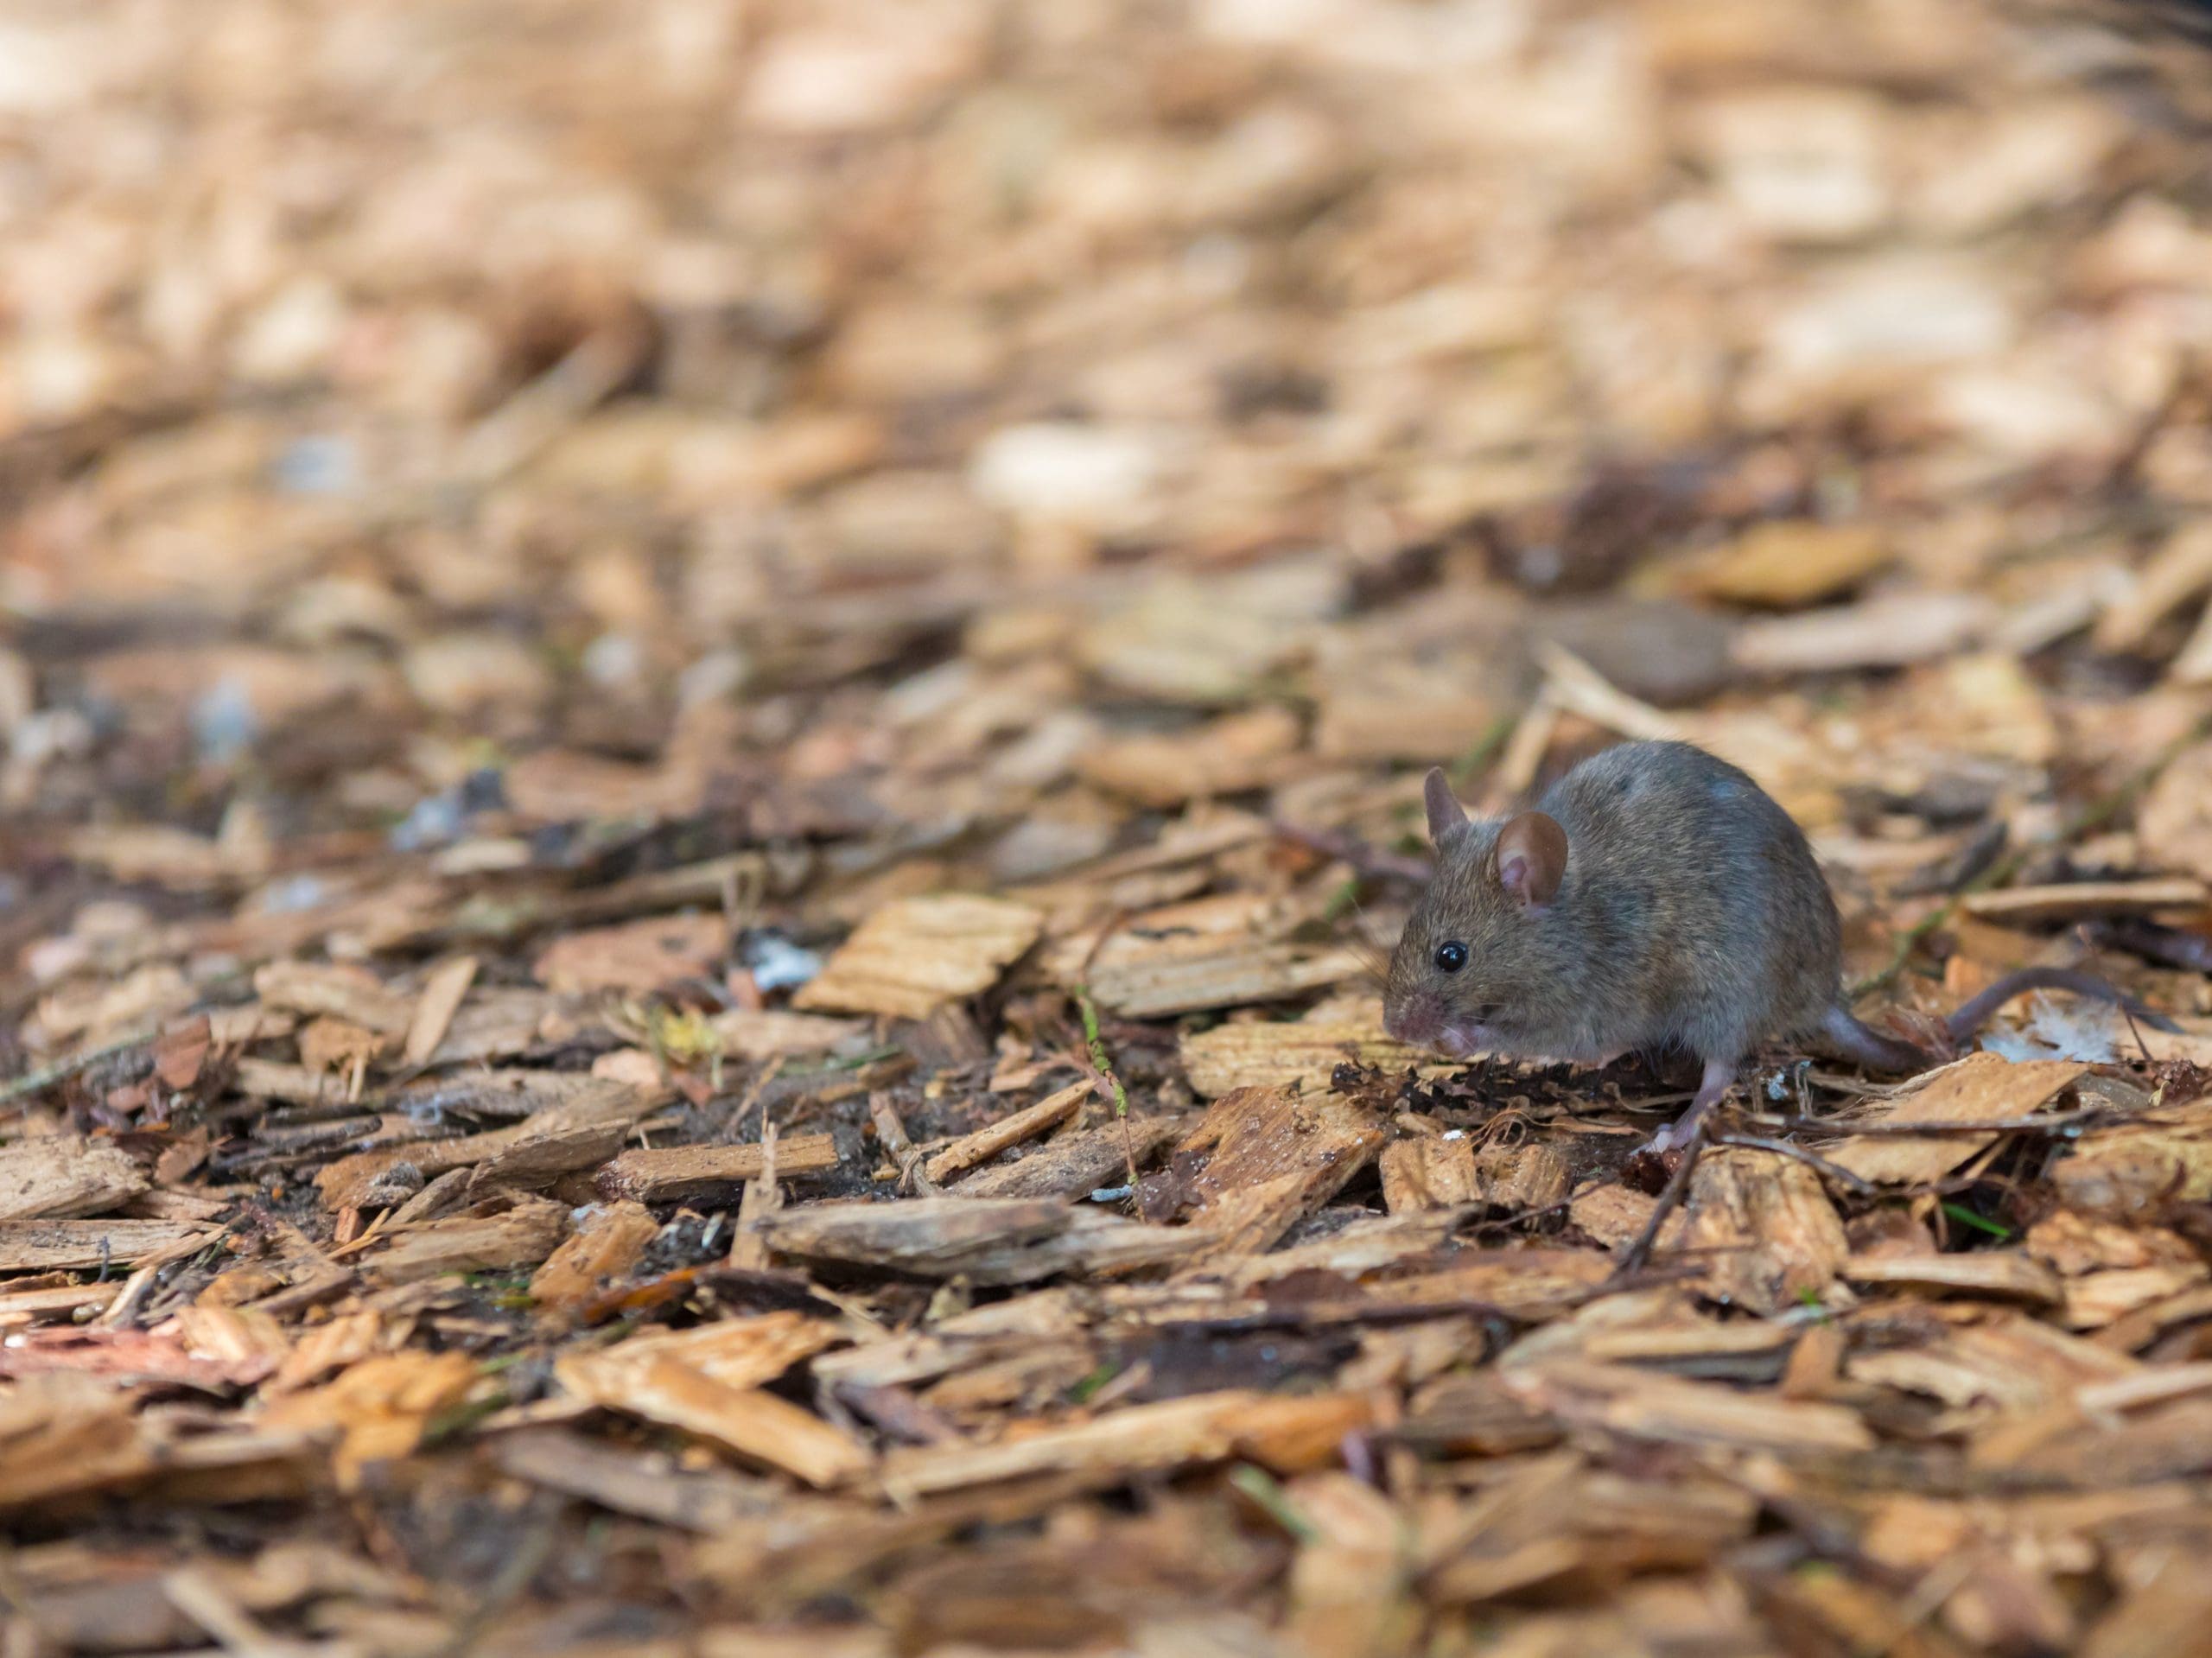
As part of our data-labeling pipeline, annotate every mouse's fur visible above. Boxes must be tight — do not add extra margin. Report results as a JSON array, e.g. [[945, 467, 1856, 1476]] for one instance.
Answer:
[[1384, 741, 1842, 1077], [1382, 739, 2173, 1153]]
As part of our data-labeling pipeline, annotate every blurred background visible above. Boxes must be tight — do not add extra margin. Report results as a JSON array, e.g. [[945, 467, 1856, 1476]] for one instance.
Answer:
[[8, 0, 2212, 978]]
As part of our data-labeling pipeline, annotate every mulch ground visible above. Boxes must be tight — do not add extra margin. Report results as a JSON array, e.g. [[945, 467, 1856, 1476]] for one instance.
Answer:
[[10, 2, 2212, 1653]]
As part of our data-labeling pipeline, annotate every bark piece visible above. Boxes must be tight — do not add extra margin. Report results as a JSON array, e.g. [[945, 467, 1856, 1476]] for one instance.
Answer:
[[795, 894, 1042, 1020], [1822, 1054, 2088, 1185], [596, 1134, 840, 1202], [0, 1135, 148, 1223]]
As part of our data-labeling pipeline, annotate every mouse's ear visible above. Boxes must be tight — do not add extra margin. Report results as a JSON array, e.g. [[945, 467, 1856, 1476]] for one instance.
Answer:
[[1496, 810, 1567, 910], [1422, 767, 1468, 843]]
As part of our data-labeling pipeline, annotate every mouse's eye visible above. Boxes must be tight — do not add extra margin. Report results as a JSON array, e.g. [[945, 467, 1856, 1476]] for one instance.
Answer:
[[1433, 940, 1468, 974]]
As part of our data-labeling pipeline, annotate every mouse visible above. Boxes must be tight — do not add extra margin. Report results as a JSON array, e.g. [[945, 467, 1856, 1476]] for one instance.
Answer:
[[1381, 740, 2171, 1153]]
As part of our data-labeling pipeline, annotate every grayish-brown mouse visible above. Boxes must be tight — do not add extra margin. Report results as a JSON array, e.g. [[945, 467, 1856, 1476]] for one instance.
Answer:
[[1382, 740, 2170, 1151]]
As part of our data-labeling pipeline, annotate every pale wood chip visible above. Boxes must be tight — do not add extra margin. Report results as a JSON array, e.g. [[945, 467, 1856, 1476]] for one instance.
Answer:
[[580, 1357, 871, 1487], [1822, 1054, 2088, 1185], [1168, 1084, 1387, 1261], [2052, 1101, 2212, 1219], [596, 1134, 840, 1202], [795, 894, 1042, 1020], [1681, 1148, 1848, 1314], [0, 1218, 217, 1274], [533, 912, 728, 994], [252, 961, 413, 1036], [1842, 1250, 2066, 1305], [923, 1082, 1086, 1184], [0, 1135, 149, 1223], [709, 1007, 867, 1060], [361, 1195, 570, 1283], [951, 1115, 1187, 1201], [1507, 1360, 1875, 1454], [1182, 1012, 1433, 1099], [402, 956, 479, 1067], [557, 1310, 841, 1400], [1380, 1137, 1481, 1214], [1961, 878, 2208, 922], [881, 1389, 1372, 1497], [1077, 705, 1302, 806]]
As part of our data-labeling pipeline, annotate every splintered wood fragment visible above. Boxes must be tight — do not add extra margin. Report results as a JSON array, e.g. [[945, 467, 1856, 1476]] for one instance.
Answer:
[[1181, 1013, 1433, 1099], [1821, 1055, 2088, 1185], [2051, 1102, 2212, 1218], [362, 1195, 569, 1283], [881, 1388, 1372, 1497], [252, 961, 413, 1035], [753, 1197, 1204, 1285], [1961, 879, 2209, 922], [1089, 943, 1370, 1020], [317, 1077, 655, 1209], [582, 1357, 870, 1487], [951, 1115, 1186, 1201], [258, 1350, 479, 1485], [923, 1083, 1086, 1184], [710, 1007, 867, 1060], [491, 1428, 772, 1532], [1506, 1360, 1874, 1454], [794, 894, 1042, 1020], [1843, 1251, 2066, 1305], [0, 1375, 157, 1509], [0, 1281, 118, 1327], [1380, 1138, 1480, 1213], [1169, 1085, 1387, 1261], [0, 1219, 216, 1274], [1681, 1149, 1848, 1315], [597, 1134, 839, 1203], [1567, 1185, 1688, 1254], [0, 1136, 149, 1223], [464, 1121, 632, 1196], [557, 1310, 842, 1399], [530, 1200, 660, 1320], [403, 956, 479, 1066], [1396, 1374, 1563, 1456], [1338, 1249, 1612, 1320]]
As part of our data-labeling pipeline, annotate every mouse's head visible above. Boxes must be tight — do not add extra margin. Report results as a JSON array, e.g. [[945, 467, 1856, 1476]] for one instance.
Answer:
[[1382, 768, 1569, 1057]]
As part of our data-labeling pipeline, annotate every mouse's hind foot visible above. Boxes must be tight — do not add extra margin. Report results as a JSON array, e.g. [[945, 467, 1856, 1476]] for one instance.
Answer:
[[1643, 1055, 1736, 1156]]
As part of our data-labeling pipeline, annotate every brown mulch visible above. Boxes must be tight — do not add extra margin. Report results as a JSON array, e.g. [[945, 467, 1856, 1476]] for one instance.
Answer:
[[10, 2, 2212, 1653]]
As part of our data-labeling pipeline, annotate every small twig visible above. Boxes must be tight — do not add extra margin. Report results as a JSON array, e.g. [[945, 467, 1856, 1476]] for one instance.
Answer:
[[1615, 1115, 1711, 1277], [1711, 1132, 1878, 1197]]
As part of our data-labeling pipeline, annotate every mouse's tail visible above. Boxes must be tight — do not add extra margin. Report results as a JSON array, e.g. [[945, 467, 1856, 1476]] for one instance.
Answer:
[[1942, 967, 2180, 1043], [1816, 1004, 1929, 1073]]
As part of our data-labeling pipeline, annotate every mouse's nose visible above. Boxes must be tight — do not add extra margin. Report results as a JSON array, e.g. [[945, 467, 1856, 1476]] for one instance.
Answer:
[[1384, 995, 1438, 1045]]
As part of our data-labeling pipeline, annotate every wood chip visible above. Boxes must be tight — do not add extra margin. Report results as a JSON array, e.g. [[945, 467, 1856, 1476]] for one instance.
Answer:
[[0, 1135, 149, 1223], [1960, 879, 2209, 922], [882, 1389, 1373, 1497], [923, 1083, 1086, 1184], [0, 1219, 218, 1274], [596, 1134, 840, 1202], [795, 895, 1043, 1020], [1843, 1251, 2067, 1305], [530, 1200, 662, 1319], [1168, 1084, 1387, 1260], [402, 956, 479, 1066], [1821, 1054, 2088, 1185]]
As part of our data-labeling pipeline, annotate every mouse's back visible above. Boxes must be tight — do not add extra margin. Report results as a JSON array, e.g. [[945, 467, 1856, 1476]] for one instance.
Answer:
[[1537, 740, 1843, 1055]]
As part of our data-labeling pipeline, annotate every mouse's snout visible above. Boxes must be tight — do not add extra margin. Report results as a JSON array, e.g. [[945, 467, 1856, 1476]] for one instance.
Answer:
[[1383, 991, 1442, 1047]]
